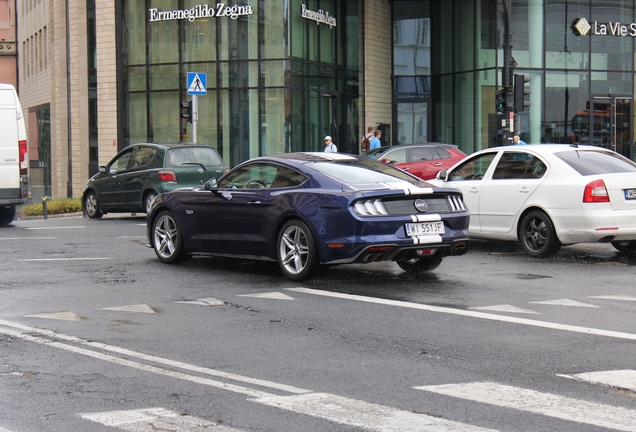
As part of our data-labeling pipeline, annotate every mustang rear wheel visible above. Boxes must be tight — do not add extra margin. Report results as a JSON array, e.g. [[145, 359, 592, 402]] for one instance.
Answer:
[[83, 191, 103, 219], [277, 220, 319, 281], [519, 210, 561, 257], [152, 211, 190, 263], [397, 252, 443, 274]]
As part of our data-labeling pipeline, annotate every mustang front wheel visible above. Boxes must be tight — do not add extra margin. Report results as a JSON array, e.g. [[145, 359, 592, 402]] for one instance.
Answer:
[[277, 220, 319, 281], [152, 211, 190, 263]]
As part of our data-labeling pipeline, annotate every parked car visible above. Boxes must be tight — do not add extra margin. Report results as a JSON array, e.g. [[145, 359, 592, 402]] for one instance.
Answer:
[[363, 143, 467, 180], [146, 152, 470, 281], [428, 144, 636, 257], [82, 143, 227, 218]]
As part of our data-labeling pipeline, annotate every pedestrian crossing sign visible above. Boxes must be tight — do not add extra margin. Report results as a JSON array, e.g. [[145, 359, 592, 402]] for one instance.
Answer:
[[187, 72, 207, 95]]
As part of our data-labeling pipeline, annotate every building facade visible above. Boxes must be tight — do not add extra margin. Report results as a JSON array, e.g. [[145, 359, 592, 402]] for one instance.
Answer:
[[15, 0, 636, 201]]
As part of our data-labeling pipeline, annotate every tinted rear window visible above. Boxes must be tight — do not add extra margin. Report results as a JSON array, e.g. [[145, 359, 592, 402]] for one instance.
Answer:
[[166, 147, 224, 167], [554, 150, 636, 175]]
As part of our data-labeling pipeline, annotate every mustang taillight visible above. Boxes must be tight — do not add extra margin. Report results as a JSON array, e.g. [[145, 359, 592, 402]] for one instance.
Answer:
[[353, 199, 389, 216], [158, 170, 177, 182], [583, 179, 609, 203]]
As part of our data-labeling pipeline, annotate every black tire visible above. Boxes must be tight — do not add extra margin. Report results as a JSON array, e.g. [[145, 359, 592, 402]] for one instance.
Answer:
[[145, 191, 158, 214], [0, 205, 16, 226], [611, 240, 636, 253], [83, 191, 103, 219], [277, 220, 319, 281], [397, 252, 443, 274], [152, 211, 191, 263], [519, 210, 561, 257]]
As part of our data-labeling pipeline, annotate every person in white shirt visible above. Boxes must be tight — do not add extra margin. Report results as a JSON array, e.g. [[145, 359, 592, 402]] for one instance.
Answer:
[[324, 135, 337, 153]]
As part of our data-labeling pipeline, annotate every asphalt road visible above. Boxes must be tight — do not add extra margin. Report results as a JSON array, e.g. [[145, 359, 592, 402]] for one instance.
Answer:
[[1, 214, 636, 431]]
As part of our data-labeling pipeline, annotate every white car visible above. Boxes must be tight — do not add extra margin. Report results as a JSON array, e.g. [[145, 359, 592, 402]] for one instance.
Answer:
[[429, 144, 636, 257]]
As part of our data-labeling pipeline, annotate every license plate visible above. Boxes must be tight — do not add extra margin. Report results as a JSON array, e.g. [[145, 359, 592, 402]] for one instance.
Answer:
[[625, 189, 636, 199], [405, 221, 445, 236]]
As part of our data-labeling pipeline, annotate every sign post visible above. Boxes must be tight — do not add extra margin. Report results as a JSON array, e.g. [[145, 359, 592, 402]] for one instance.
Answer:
[[186, 72, 207, 143]]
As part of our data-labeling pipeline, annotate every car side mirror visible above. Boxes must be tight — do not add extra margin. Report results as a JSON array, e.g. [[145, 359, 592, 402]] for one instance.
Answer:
[[98, 166, 106, 173], [204, 178, 218, 190], [436, 169, 448, 181]]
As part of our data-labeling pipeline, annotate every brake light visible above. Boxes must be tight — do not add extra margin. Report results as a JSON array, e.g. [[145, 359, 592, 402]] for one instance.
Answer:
[[158, 170, 177, 182], [583, 179, 609, 203], [19, 140, 28, 176]]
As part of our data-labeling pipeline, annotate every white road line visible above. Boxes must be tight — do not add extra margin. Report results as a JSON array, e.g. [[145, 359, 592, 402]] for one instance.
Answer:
[[25, 226, 86, 230], [0, 319, 309, 394], [559, 370, 636, 393], [0, 237, 55, 240], [286, 288, 636, 341], [18, 258, 111, 262], [79, 407, 243, 431], [416, 381, 636, 431], [0, 319, 492, 431], [252, 392, 495, 432]]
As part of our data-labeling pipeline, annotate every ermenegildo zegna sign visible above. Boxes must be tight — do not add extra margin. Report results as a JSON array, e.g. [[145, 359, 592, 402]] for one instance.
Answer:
[[148, 4, 253, 22], [301, 4, 336, 28], [574, 17, 636, 37]]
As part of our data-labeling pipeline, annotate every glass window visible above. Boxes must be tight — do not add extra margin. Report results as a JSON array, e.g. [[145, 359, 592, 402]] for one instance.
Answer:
[[150, 92, 179, 143], [411, 146, 436, 161], [182, 1, 217, 62], [394, 3, 430, 76], [219, 163, 278, 189], [262, 88, 286, 155], [545, 0, 589, 70], [380, 148, 407, 164], [492, 152, 544, 179], [149, 0, 179, 64], [555, 149, 636, 175], [309, 159, 422, 184], [271, 166, 307, 188], [166, 147, 224, 167], [131, 146, 158, 169], [545, 71, 589, 144], [125, 2, 146, 66], [449, 152, 497, 181], [150, 64, 179, 90], [108, 149, 133, 173], [591, 1, 634, 71], [128, 93, 147, 144]]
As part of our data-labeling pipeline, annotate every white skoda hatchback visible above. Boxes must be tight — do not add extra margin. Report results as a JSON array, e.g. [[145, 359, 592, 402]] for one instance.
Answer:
[[429, 144, 636, 257]]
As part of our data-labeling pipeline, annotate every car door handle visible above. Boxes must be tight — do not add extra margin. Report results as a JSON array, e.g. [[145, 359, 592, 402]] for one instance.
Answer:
[[519, 187, 530, 194], [433, 162, 443, 166], [469, 188, 479, 194], [247, 201, 261, 206]]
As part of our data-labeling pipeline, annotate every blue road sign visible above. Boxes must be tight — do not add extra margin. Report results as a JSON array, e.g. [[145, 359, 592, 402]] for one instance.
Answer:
[[187, 72, 207, 95]]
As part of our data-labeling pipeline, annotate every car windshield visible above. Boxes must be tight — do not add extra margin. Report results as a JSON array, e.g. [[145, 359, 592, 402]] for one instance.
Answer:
[[166, 147, 223, 167], [554, 150, 636, 175], [308, 158, 425, 185]]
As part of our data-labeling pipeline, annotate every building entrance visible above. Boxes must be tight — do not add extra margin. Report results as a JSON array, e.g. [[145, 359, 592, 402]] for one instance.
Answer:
[[572, 95, 633, 159]]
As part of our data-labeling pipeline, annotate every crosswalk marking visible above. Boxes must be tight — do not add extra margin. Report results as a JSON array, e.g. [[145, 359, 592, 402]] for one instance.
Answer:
[[416, 381, 636, 431], [560, 369, 636, 393], [79, 407, 243, 431], [252, 392, 495, 432]]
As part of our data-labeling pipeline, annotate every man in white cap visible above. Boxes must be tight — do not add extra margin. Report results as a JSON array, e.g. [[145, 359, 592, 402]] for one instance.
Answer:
[[324, 135, 337, 153]]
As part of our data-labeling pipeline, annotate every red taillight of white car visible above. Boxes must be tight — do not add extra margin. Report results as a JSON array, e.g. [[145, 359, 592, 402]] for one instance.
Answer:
[[158, 170, 177, 182], [583, 179, 609, 203]]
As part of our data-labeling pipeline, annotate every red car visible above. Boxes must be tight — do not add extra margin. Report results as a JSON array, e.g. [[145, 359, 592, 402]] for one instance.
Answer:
[[368, 143, 467, 180]]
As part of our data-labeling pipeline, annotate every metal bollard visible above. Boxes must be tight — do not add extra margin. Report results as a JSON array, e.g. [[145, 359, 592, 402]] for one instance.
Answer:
[[42, 197, 48, 220]]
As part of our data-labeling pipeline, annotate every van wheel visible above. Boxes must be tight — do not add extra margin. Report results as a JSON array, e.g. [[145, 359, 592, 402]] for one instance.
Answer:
[[611, 240, 636, 254], [0, 206, 16, 226], [83, 192, 103, 219]]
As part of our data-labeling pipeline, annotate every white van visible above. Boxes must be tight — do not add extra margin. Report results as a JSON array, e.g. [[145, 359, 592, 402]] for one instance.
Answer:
[[0, 83, 29, 226]]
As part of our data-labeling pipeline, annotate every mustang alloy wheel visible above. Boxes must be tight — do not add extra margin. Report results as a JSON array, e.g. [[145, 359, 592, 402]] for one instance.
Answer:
[[83, 191, 103, 219], [277, 220, 319, 281], [152, 211, 190, 263], [519, 210, 561, 257]]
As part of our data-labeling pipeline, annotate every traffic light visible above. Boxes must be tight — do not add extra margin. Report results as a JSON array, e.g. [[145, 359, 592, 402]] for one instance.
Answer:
[[496, 89, 506, 111], [514, 74, 531, 112], [180, 101, 192, 123]]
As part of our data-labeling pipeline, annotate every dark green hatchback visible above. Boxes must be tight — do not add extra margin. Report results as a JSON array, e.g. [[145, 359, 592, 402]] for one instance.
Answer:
[[82, 143, 227, 218]]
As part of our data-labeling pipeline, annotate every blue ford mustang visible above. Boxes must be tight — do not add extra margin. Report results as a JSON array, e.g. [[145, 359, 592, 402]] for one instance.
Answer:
[[146, 152, 470, 281]]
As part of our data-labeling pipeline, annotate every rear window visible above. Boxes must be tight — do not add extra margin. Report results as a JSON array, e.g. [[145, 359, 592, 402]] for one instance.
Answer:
[[166, 147, 224, 167], [554, 150, 636, 175], [308, 158, 425, 185]]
